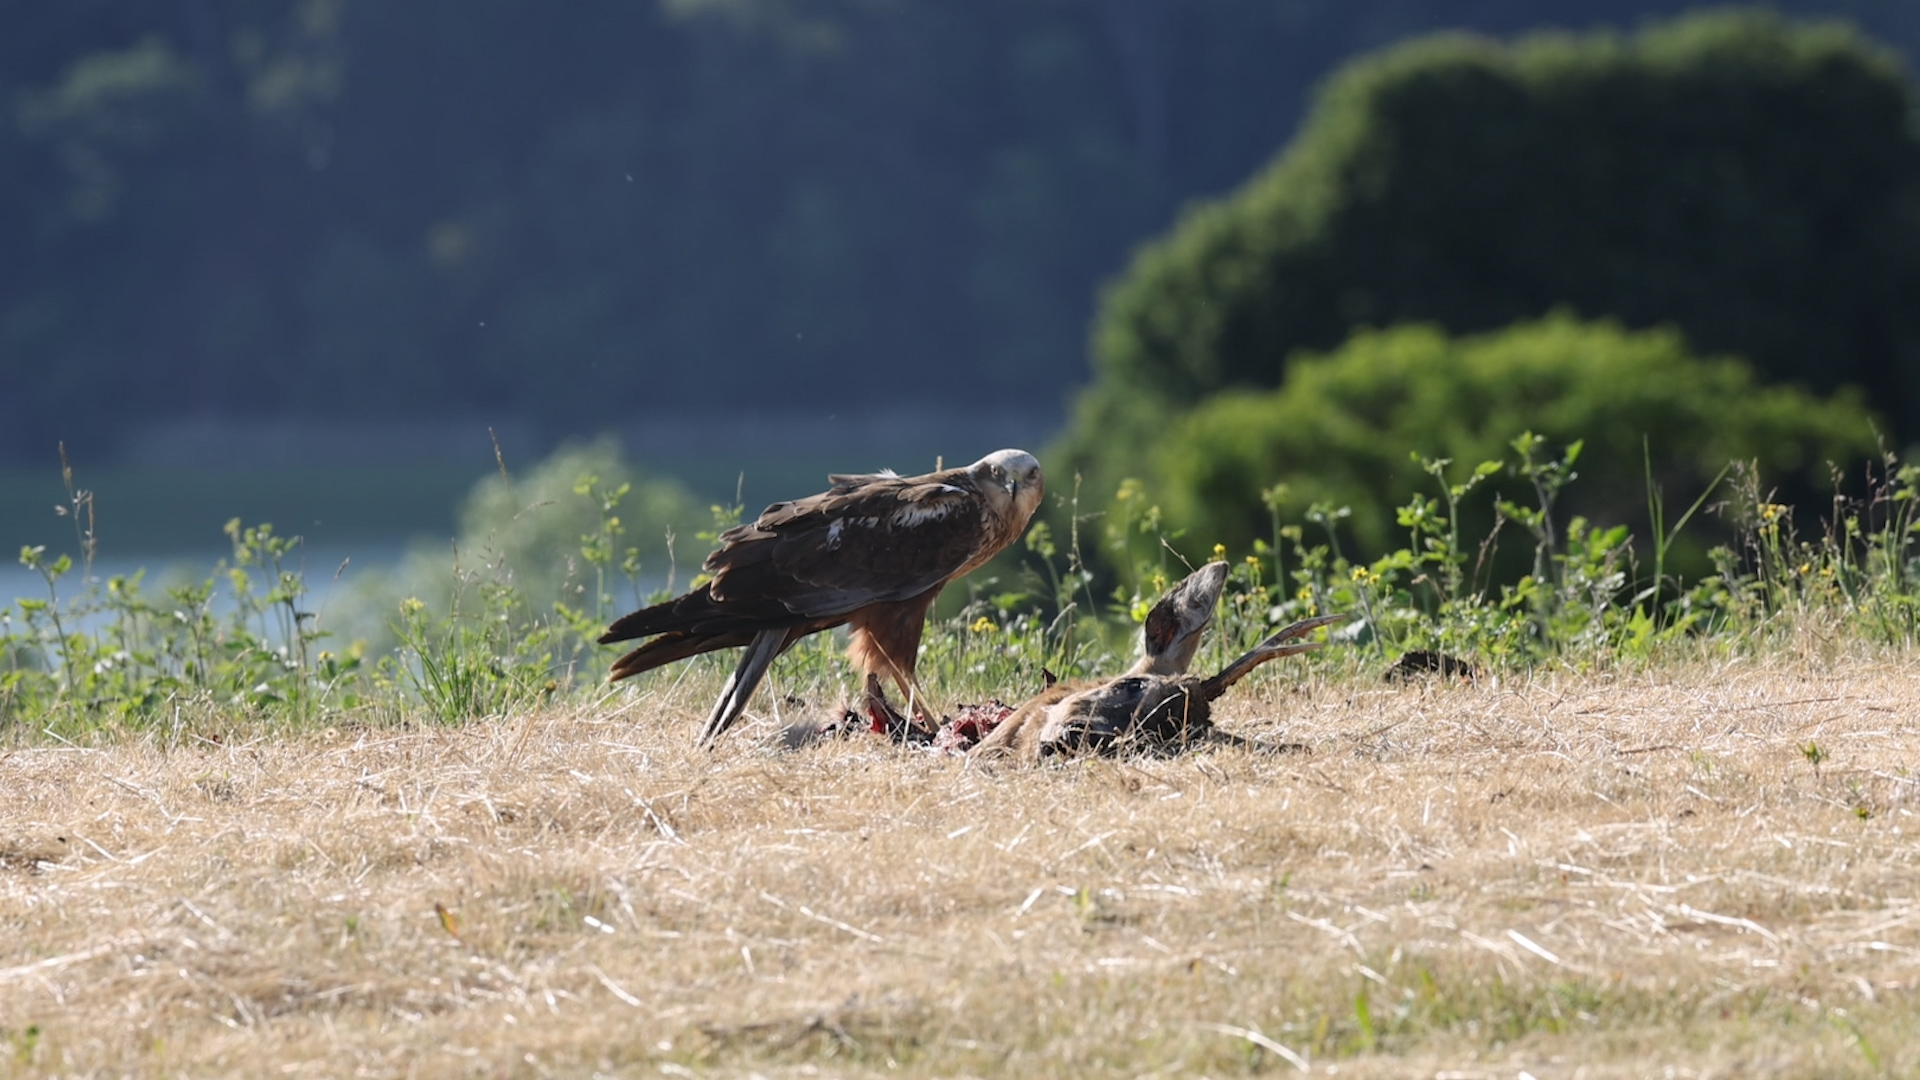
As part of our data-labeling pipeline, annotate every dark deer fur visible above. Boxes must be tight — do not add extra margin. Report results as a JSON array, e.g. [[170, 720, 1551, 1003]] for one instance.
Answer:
[[972, 562, 1342, 760]]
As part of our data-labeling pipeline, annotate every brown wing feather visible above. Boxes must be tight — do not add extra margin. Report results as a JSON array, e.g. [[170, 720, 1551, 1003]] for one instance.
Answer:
[[704, 472, 993, 618], [598, 582, 802, 643], [601, 452, 1036, 700], [598, 469, 994, 646], [607, 629, 755, 681]]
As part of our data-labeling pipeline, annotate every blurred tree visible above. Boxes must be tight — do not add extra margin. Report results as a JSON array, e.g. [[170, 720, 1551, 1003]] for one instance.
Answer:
[[2, 2, 1918, 465], [1064, 10, 1920, 499], [324, 436, 706, 649]]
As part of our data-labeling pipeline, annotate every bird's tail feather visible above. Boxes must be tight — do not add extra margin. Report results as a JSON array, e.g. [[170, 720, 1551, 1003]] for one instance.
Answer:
[[599, 585, 735, 645], [600, 582, 807, 645], [608, 630, 753, 682], [599, 599, 675, 645]]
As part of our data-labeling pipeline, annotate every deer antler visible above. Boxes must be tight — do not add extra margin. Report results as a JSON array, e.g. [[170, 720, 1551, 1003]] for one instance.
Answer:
[[1197, 614, 1346, 701]]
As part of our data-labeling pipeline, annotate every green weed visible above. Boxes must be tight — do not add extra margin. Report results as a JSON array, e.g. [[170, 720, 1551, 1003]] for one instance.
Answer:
[[5, 435, 1918, 736]]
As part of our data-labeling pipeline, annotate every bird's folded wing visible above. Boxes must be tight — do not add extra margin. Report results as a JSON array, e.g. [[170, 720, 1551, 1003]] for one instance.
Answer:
[[707, 477, 991, 617]]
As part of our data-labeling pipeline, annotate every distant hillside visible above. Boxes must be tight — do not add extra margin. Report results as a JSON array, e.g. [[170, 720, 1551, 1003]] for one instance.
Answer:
[[3, 0, 1915, 463]]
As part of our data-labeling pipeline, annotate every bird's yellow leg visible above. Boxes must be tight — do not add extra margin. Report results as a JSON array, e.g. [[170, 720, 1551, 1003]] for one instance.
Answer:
[[875, 648, 938, 732]]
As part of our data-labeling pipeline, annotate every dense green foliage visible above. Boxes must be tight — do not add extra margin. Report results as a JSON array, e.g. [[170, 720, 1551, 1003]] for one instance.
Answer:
[[0, 441, 707, 728], [7, 2, 1920, 464], [1065, 10, 1920, 495], [1149, 315, 1878, 558]]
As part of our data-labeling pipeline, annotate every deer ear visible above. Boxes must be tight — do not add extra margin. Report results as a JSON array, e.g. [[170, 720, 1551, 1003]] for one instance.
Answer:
[[1143, 598, 1179, 656]]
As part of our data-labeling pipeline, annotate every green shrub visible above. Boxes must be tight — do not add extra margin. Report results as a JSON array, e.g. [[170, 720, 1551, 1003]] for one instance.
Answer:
[[1063, 10, 1920, 495], [327, 437, 708, 658], [1149, 315, 1877, 558], [446, 437, 704, 613]]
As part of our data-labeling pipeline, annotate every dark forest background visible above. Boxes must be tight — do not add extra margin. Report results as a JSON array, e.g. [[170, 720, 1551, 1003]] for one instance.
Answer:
[[8, 0, 1919, 470]]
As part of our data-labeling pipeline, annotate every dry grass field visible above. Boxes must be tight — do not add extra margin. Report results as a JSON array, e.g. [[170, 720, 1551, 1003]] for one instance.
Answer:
[[6, 645, 1920, 1079]]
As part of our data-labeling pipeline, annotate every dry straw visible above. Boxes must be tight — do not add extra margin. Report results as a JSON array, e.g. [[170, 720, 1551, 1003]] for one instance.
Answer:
[[5, 648, 1920, 1077]]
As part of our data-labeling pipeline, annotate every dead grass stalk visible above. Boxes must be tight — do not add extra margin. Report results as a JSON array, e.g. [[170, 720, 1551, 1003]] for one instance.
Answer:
[[6, 653, 1920, 1077]]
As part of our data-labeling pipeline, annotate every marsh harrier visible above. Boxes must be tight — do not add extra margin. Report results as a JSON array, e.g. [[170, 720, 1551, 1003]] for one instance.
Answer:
[[601, 449, 1043, 746]]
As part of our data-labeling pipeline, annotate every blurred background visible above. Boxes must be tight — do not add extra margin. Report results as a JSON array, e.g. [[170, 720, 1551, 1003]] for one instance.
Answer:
[[4, 0, 1919, 609]]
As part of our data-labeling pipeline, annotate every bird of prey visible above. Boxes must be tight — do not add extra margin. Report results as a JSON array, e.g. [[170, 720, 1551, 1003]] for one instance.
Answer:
[[600, 449, 1044, 746]]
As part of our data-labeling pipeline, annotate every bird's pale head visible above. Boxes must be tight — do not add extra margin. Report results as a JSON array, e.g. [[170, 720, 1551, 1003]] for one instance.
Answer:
[[973, 448, 1044, 524]]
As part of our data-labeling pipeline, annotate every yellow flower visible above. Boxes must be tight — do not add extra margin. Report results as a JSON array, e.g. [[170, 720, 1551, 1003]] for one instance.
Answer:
[[399, 596, 426, 615], [1212, 543, 1228, 561], [969, 616, 996, 635]]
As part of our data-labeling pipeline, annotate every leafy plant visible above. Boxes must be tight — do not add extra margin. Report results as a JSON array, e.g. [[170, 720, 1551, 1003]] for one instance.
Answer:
[[3, 516, 354, 735], [7, 429, 1920, 737]]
